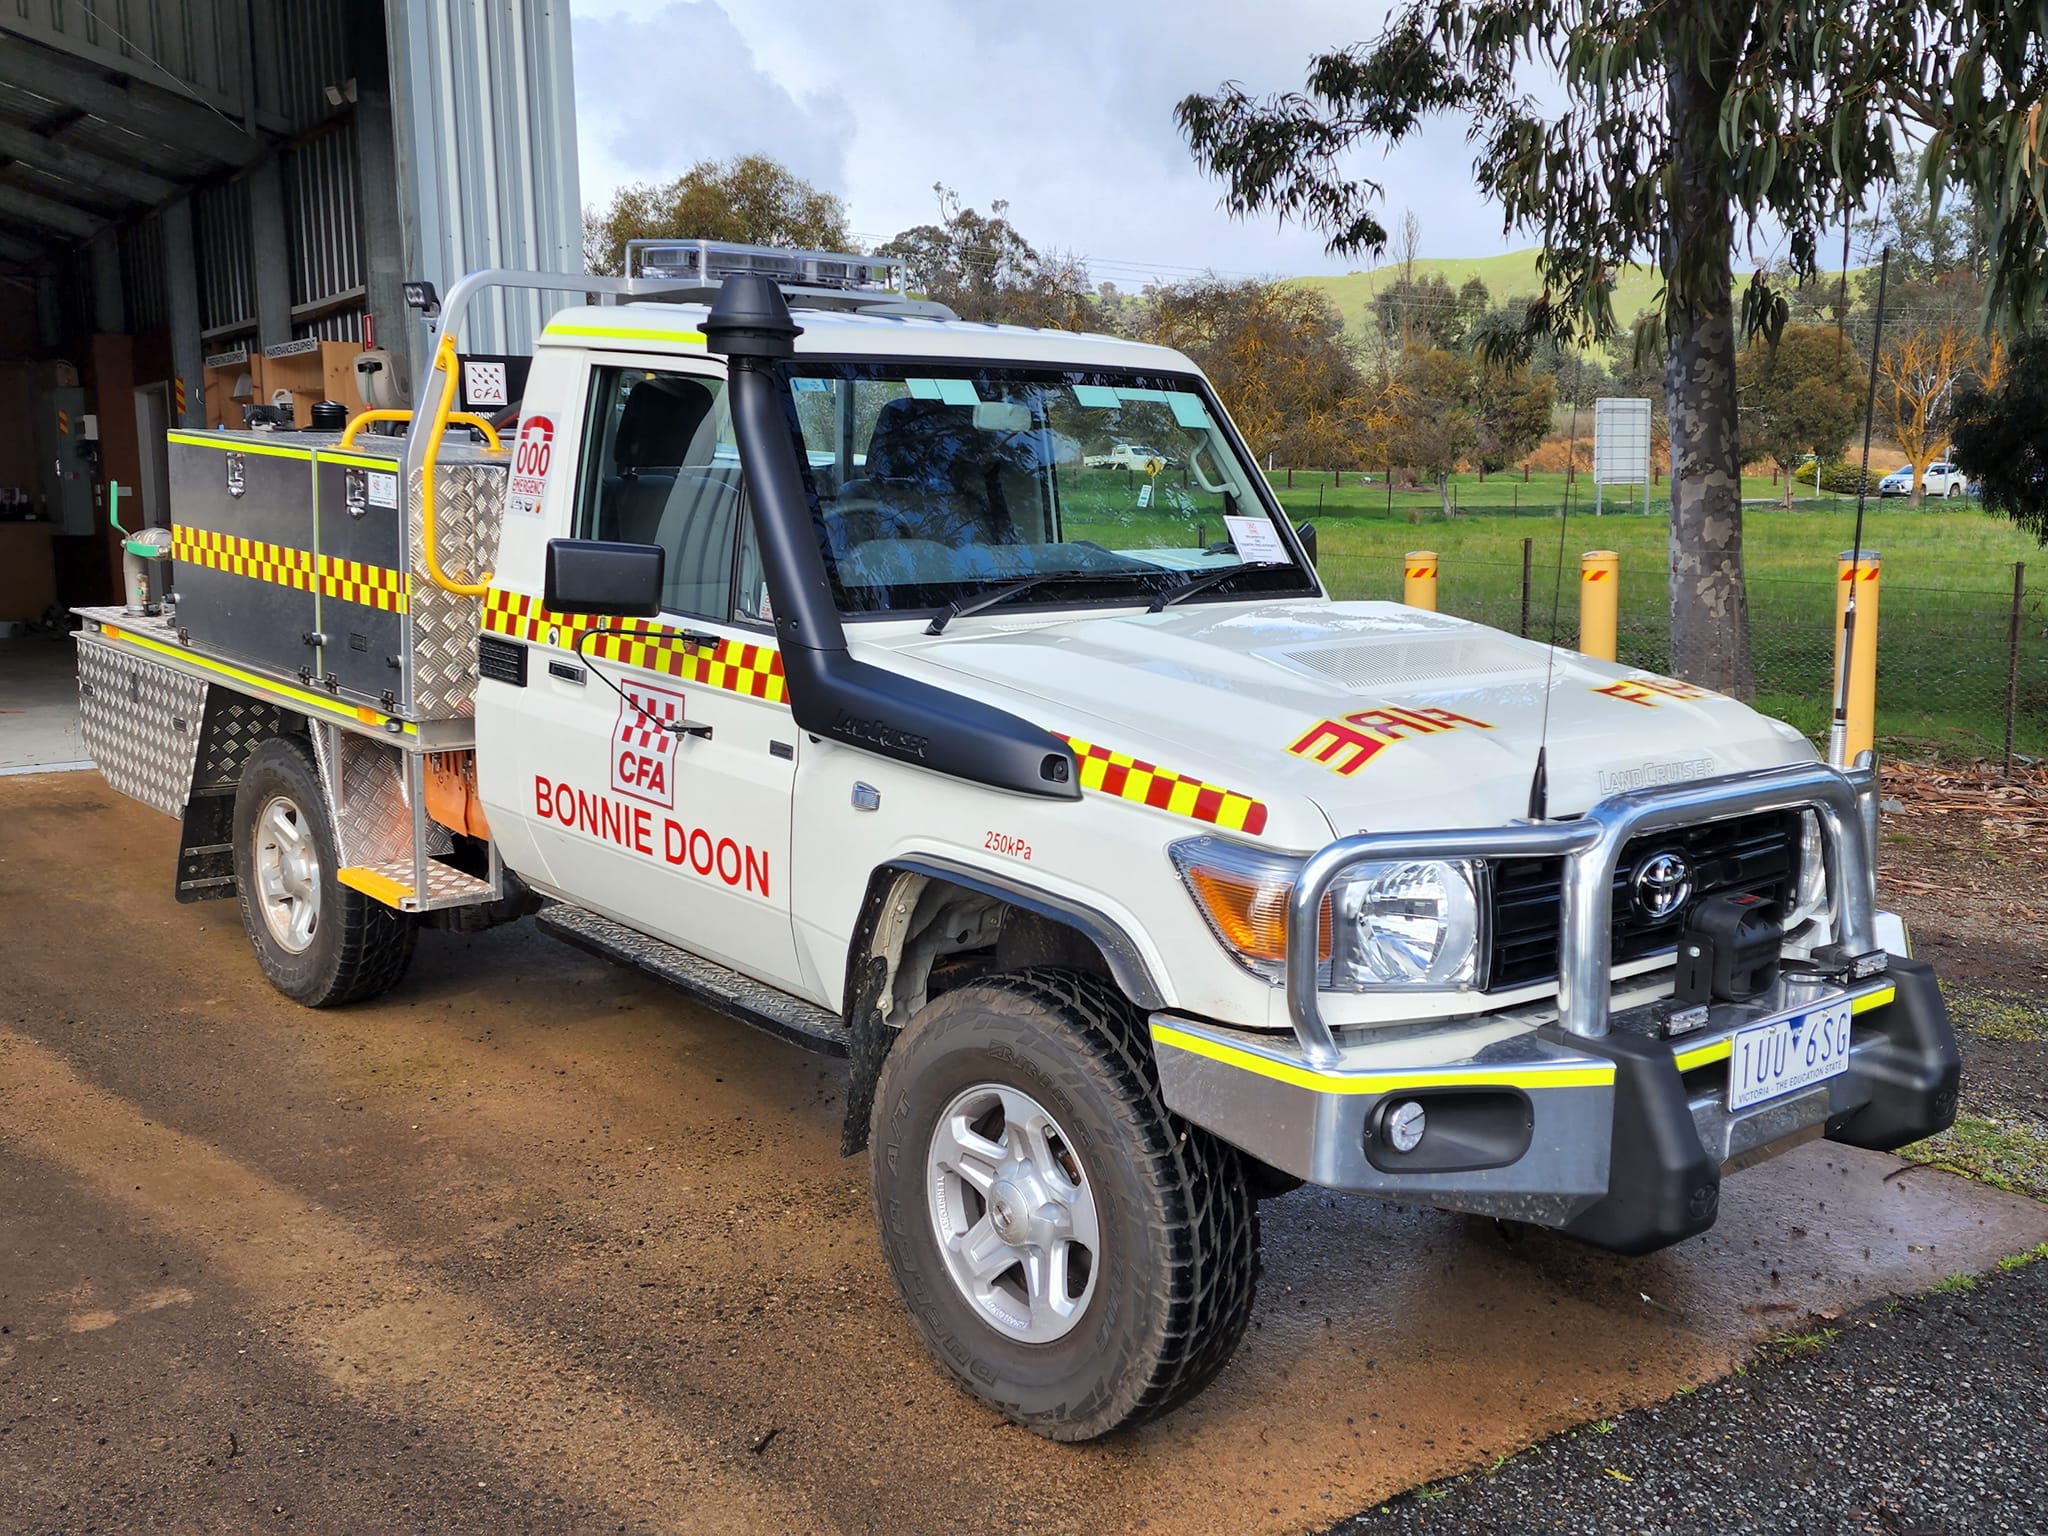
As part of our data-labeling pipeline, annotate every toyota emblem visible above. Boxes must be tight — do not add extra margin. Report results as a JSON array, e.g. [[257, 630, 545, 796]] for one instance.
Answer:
[[1631, 850, 1693, 920]]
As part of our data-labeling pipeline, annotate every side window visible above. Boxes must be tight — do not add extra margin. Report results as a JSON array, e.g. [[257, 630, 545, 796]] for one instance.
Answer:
[[573, 365, 742, 620]]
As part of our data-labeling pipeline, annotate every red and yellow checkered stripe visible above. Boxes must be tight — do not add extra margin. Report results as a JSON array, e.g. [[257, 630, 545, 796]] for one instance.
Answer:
[[1060, 736, 1267, 836], [173, 524, 318, 593], [482, 588, 788, 705], [322, 557, 409, 614], [171, 526, 411, 614]]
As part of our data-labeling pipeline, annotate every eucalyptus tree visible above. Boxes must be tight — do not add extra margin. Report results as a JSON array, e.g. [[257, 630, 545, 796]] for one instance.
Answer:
[[1180, 3, 2048, 694]]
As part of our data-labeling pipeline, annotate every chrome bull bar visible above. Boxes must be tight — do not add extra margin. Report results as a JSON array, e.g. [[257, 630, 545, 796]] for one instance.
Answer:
[[1284, 762, 1879, 1067]]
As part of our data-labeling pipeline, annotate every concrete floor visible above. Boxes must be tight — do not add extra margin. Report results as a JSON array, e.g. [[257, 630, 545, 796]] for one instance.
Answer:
[[0, 631, 87, 773]]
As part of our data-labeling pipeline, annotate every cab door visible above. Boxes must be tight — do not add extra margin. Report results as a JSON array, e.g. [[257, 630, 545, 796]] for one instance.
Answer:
[[477, 357, 805, 994]]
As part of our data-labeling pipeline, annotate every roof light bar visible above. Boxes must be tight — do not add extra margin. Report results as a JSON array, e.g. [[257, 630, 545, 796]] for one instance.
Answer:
[[625, 238, 907, 296]]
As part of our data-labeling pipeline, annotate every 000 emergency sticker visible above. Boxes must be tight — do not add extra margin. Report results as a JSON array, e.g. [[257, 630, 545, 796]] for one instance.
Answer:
[[366, 471, 399, 509], [507, 414, 555, 517]]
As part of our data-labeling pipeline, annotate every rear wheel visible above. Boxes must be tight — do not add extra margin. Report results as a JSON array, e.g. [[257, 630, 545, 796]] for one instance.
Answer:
[[870, 969, 1258, 1440], [232, 736, 416, 1006], [1946, 481, 1962, 498]]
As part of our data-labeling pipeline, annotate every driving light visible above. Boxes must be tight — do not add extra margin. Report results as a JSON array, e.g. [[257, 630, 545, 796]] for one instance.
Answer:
[[1169, 838, 1481, 992], [1385, 1100, 1427, 1153]]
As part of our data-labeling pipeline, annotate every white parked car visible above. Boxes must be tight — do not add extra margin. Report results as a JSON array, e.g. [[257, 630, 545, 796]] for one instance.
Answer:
[[1879, 460, 1969, 498], [1083, 441, 1175, 471]]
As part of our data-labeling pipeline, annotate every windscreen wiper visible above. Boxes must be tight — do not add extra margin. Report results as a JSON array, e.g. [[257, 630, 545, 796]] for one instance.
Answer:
[[925, 570, 1151, 635], [1147, 565, 1255, 612]]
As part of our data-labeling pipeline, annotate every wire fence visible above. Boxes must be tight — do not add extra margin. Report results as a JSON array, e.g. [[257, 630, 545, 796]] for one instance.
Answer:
[[1311, 543, 2048, 767]]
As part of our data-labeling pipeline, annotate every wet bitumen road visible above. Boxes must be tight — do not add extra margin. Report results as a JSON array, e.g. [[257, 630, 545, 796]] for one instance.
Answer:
[[1325, 1253, 2048, 1536], [4, 773, 2046, 1536]]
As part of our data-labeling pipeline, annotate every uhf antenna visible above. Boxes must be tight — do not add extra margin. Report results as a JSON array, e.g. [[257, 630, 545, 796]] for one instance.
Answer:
[[1830, 244, 1890, 768], [1528, 392, 1581, 821]]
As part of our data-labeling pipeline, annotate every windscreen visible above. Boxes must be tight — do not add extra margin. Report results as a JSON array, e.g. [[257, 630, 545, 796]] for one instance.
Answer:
[[779, 363, 1314, 616]]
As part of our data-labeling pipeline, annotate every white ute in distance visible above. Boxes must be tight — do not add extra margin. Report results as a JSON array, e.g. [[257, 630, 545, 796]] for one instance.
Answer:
[[75, 241, 1959, 1440]]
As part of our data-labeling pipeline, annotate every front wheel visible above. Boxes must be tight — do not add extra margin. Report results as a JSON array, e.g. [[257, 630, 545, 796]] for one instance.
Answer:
[[870, 970, 1259, 1440]]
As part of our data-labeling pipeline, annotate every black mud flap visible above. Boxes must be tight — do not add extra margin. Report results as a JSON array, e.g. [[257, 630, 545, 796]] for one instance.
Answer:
[[1543, 1028, 1721, 1257], [1825, 956, 1961, 1152], [174, 788, 237, 903]]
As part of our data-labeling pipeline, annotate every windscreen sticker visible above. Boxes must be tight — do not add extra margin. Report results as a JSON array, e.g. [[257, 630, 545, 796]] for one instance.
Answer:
[[934, 378, 981, 406], [1223, 515, 1288, 565], [507, 414, 555, 518], [1071, 385, 1121, 408], [1594, 674, 1715, 708], [1168, 393, 1212, 429], [791, 376, 831, 392], [1288, 706, 1493, 777], [906, 377, 944, 400]]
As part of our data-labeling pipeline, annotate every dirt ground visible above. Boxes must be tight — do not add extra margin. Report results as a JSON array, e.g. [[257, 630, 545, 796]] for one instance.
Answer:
[[4, 772, 2046, 1536]]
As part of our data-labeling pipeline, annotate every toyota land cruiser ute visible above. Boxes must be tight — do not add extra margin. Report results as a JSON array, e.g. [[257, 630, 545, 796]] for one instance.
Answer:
[[75, 242, 1958, 1441]]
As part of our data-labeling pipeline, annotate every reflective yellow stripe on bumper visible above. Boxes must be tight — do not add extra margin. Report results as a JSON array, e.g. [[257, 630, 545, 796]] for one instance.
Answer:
[[1149, 1020, 1616, 1095]]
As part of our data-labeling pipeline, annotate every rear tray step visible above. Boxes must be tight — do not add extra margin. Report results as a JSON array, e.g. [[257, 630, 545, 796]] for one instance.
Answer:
[[339, 859, 497, 912], [536, 903, 848, 1056]]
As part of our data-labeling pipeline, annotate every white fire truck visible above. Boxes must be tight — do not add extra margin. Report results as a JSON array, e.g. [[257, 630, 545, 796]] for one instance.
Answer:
[[76, 243, 1958, 1440]]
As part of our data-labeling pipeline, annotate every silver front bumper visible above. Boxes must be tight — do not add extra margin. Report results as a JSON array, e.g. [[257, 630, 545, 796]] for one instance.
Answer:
[[1152, 971, 1904, 1228]]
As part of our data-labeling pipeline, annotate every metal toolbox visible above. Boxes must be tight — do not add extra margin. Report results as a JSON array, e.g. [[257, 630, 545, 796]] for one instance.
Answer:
[[166, 427, 507, 722]]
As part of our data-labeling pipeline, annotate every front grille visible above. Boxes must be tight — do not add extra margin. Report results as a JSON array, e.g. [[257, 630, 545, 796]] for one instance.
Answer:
[[1485, 809, 1802, 992]]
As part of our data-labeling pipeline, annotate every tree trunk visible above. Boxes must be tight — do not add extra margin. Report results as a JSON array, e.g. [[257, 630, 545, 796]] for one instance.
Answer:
[[1439, 472, 1453, 518], [1662, 20, 1753, 697]]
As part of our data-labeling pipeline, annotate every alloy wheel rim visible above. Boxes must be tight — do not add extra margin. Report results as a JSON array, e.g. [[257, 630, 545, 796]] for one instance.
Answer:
[[925, 1081, 1101, 1343], [254, 794, 321, 954]]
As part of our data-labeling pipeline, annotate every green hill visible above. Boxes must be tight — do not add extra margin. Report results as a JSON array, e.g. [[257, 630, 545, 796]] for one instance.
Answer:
[[1290, 248, 1664, 342]]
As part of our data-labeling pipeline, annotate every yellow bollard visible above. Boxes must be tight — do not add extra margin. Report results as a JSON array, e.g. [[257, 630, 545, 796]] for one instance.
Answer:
[[1404, 550, 1438, 611], [1832, 549, 1882, 761], [1579, 549, 1619, 661]]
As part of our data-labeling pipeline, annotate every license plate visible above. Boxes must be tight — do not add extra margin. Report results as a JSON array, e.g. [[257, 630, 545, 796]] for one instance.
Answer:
[[1727, 1000, 1854, 1111]]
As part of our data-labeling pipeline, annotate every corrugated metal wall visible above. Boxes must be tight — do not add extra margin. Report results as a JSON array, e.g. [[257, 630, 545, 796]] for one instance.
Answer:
[[250, 0, 352, 136], [3, 0, 246, 116], [386, 0, 582, 361], [284, 118, 366, 341], [121, 213, 166, 332], [194, 175, 254, 339]]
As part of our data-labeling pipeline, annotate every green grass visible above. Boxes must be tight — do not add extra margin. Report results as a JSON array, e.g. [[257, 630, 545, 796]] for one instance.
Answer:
[[1996, 1243, 2048, 1272], [1932, 1272, 1979, 1295], [1059, 464, 2048, 758], [1900, 1114, 2048, 1200], [1288, 248, 1668, 342], [1763, 1326, 1840, 1358], [1941, 982, 2048, 1045]]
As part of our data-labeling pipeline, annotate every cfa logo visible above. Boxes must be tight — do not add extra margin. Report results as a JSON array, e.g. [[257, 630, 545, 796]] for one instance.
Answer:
[[612, 680, 685, 808]]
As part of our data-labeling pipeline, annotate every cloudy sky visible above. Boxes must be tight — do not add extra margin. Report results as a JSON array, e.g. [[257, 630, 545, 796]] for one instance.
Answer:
[[568, 1, 1522, 284]]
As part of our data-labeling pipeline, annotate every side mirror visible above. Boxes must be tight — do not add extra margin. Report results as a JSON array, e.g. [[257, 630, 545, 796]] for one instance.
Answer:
[[1294, 520, 1318, 568], [544, 539, 663, 617]]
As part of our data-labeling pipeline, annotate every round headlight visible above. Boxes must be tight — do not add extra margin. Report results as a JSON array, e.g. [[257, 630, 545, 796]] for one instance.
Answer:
[[1332, 859, 1481, 989]]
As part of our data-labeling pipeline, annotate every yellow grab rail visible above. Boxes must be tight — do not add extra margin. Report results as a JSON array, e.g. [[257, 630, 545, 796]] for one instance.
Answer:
[[419, 331, 494, 597], [339, 406, 502, 452]]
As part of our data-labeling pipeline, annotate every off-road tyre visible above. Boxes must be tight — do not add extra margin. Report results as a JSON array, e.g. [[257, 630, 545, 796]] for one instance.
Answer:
[[232, 735, 417, 1006], [870, 967, 1259, 1440]]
